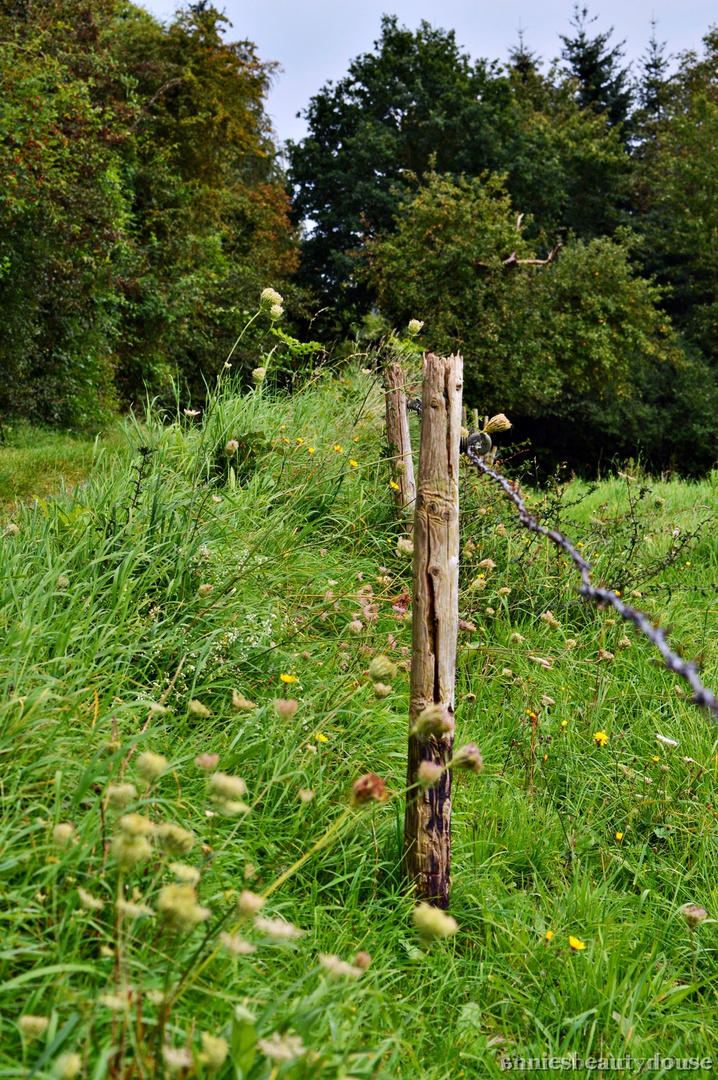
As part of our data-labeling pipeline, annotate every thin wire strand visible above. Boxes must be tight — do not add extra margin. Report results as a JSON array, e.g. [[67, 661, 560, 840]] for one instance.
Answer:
[[465, 445, 718, 722]]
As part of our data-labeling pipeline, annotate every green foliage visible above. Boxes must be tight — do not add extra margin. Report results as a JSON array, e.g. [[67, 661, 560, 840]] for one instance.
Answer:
[[559, 4, 633, 129], [287, 15, 629, 326], [632, 28, 718, 373], [2, 373, 718, 1072], [0, 0, 300, 424]]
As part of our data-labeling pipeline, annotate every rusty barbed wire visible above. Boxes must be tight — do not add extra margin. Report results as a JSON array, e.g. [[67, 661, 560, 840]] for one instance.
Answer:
[[465, 444, 718, 723]]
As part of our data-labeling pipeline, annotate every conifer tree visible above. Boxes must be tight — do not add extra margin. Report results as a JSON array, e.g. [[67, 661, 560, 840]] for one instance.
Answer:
[[560, 4, 632, 127]]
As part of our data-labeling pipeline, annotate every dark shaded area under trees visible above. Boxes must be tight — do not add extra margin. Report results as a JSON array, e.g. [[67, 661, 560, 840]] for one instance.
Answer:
[[2, 1, 718, 477]]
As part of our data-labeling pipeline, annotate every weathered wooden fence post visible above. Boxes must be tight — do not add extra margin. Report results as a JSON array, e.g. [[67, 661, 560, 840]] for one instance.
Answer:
[[384, 362, 417, 533], [403, 352, 463, 908]]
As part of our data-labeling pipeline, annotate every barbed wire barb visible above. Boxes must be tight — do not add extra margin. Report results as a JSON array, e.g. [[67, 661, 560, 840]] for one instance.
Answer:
[[465, 445, 718, 723]]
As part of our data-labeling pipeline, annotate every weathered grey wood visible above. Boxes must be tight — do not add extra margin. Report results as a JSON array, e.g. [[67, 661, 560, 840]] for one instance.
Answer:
[[384, 362, 417, 533], [403, 353, 463, 908]]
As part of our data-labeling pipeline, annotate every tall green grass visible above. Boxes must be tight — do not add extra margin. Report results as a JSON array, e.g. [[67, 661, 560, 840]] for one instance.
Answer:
[[1, 368, 718, 1078]]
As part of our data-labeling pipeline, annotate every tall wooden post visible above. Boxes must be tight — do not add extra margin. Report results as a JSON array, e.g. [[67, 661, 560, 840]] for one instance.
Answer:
[[403, 353, 463, 908], [384, 362, 417, 533]]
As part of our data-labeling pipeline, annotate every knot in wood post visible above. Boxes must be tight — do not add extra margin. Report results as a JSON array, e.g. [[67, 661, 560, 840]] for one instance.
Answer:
[[403, 353, 463, 909]]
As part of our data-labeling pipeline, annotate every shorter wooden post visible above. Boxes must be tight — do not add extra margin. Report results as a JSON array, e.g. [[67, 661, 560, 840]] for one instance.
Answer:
[[403, 353, 463, 908], [384, 362, 417, 533]]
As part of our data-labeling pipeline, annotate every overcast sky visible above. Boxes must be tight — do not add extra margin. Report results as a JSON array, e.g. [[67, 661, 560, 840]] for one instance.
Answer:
[[140, 1, 716, 145]]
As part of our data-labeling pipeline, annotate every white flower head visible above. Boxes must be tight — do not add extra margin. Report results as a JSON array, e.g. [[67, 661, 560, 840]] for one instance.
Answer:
[[407, 319, 424, 336], [656, 734, 679, 748], [260, 287, 284, 310]]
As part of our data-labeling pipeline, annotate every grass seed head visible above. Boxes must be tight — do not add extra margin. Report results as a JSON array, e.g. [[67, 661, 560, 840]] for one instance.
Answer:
[[237, 890, 265, 916], [137, 751, 169, 782], [53, 823, 75, 848], [368, 654, 398, 682], [351, 773, 389, 806], [188, 699, 211, 718], [162, 1045, 193, 1071], [199, 1033, 229, 1071], [452, 743, 483, 773], [274, 698, 298, 718], [232, 690, 257, 711], [157, 883, 210, 931], [254, 915, 304, 940], [77, 887, 104, 911], [57, 1052, 82, 1079], [19, 1015, 49, 1040], [318, 953, 364, 978], [412, 903, 458, 940], [411, 704, 455, 740], [417, 761, 443, 787], [169, 863, 200, 884], [372, 682, 392, 699], [682, 904, 708, 928], [107, 782, 137, 809], [157, 823, 195, 856], [256, 1032, 306, 1064], [195, 753, 220, 771], [220, 931, 256, 955]]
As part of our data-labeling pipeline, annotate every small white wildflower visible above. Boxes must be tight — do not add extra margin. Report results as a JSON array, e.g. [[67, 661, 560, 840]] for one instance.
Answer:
[[656, 734, 679, 748], [252, 366, 267, 384], [396, 536, 414, 557], [260, 287, 284, 309], [407, 319, 424, 335]]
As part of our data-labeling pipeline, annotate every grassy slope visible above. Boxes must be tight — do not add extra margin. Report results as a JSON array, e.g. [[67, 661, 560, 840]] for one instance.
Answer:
[[1, 370, 717, 1078], [0, 423, 126, 508]]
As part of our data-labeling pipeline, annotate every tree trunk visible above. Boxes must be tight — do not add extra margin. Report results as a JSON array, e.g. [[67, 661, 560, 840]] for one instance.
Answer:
[[403, 353, 463, 908], [384, 362, 416, 533]]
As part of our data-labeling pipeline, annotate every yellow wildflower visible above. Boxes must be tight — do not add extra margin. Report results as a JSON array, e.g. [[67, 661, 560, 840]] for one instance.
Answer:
[[333, 444, 343, 452], [615, 832, 624, 841], [389, 481, 400, 490], [593, 730, 608, 747], [314, 733, 328, 743], [569, 935, 586, 950], [349, 459, 359, 468], [280, 674, 297, 683], [545, 930, 554, 942], [296, 437, 304, 444], [307, 446, 315, 453]]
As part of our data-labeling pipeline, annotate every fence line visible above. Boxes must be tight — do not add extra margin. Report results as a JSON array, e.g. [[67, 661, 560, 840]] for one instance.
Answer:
[[465, 445, 718, 723]]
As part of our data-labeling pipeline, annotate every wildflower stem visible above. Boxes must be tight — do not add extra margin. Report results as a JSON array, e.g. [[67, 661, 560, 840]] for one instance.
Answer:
[[171, 807, 354, 1005]]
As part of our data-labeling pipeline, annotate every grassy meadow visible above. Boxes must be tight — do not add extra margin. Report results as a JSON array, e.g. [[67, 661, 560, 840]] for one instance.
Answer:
[[1, 367, 718, 1078]]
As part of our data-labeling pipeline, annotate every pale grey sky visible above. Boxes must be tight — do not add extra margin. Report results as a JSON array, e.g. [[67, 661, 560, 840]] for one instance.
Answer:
[[140, 1, 716, 145]]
